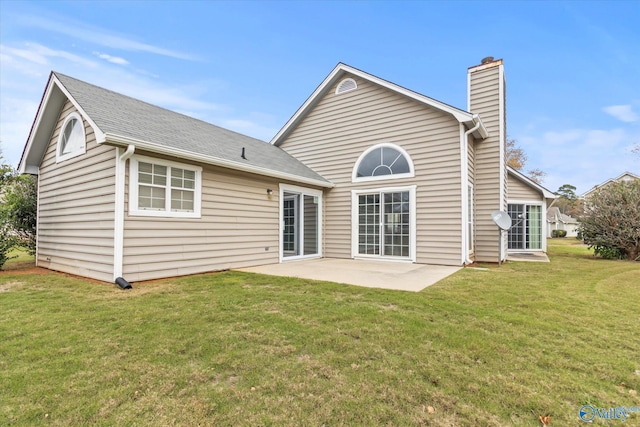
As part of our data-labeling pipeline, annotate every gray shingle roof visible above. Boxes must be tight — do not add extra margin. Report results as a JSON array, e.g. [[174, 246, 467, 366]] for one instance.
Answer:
[[54, 72, 330, 185]]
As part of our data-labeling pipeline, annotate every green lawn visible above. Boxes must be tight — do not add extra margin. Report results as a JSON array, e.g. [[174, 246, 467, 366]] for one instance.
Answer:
[[1, 240, 638, 426], [1, 248, 35, 271]]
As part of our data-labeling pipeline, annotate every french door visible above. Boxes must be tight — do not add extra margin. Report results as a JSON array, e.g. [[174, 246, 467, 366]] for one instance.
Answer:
[[280, 185, 322, 260], [352, 187, 416, 261]]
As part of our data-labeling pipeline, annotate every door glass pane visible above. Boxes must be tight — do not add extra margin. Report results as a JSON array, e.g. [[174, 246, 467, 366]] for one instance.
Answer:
[[383, 191, 410, 257], [283, 194, 298, 256], [303, 195, 318, 255], [508, 204, 524, 250], [358, 194, 380, 255], [528, 205, 542, 249]]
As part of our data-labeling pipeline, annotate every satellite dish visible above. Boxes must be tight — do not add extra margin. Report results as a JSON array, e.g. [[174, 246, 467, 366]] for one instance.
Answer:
[[491, 210, 512, 231]]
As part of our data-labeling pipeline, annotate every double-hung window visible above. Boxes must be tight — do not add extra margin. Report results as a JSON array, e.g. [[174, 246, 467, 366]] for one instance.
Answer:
[[129, 156, 202, 218]]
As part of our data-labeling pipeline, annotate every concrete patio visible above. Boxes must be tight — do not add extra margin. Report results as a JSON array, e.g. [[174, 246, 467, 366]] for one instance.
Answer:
[[507, 252, 550, 262], [236, 258, 461, 292]]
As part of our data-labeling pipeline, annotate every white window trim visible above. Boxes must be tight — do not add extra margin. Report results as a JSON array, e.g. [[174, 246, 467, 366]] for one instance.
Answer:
[[56, 112, 86, 163], [279, 184, 323, 262], [129, 155, 202, 218], [335, 78, 357, 94], [352, 143, 415, 183], [351, 185, 417, 263]]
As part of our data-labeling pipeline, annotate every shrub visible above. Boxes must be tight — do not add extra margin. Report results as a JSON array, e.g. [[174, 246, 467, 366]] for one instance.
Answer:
[[592, 245, 624, 260], [0, 174, 37, 255], [579, 180, 640, 261], [0, 224, 17, 270], [552, 229, 567, 238]]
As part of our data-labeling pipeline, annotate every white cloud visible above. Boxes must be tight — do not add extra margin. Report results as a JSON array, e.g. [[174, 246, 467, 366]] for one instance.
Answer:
[[1, 43, 99, 69], [520, 127, 639, 195], [93, 52, 129, 65], [0, 41, 230, 167], [603, 104, 639, 123], [21, 13, 198, 61]]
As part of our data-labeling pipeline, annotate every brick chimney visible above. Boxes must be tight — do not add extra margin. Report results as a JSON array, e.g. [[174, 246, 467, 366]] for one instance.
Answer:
[[468, 57, 507, 263]]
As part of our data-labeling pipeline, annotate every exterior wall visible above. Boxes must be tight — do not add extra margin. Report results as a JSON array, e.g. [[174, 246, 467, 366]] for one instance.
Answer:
[[122, 152, 284, 281], [37, 101, 116, 282], [469, 61, 507, 262], [278, 74, 464, 266], [508, 174, 541, 200]]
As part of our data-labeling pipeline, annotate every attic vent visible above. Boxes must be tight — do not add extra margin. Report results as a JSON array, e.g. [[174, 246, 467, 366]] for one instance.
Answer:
[[335, 78, 357, 94]]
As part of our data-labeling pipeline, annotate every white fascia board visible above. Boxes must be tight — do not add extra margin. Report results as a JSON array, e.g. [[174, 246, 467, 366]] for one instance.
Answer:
[[271, 63, 484, 145], [19, 75, 58, 174], [19, 74, 106, 174], [104, 133, 335, 189], [270, 64, 346, 145], [51, 74, 106, 143]]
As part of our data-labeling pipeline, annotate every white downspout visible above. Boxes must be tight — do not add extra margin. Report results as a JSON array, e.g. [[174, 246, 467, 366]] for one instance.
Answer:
[[113, 144, 135, 280], [462, 116, 482, 265]]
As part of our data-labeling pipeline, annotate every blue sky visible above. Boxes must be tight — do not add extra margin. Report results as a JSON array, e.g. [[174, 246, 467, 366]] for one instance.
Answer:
[[1, 0, 638, 194]]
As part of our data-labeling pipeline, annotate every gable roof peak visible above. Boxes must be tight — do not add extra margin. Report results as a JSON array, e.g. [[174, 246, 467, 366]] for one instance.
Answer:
[[270, 63, 488, 146]]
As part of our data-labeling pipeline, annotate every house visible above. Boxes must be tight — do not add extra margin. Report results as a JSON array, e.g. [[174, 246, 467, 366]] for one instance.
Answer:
[[546, 207, 578, 238], [21, 58, 523, 283], [506, 167, 556, 252], [581, 171, 640, 199]]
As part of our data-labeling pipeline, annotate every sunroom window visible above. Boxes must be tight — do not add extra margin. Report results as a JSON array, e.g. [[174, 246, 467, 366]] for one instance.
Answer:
[[130, 156, 202, 218]]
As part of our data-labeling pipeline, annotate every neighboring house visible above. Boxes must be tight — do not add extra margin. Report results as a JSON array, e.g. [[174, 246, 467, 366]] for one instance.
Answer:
[[581, 171, 640, 199], [506, 167, 556, 253], [546, 207, 578, 238], [20, 58, 513, 283]]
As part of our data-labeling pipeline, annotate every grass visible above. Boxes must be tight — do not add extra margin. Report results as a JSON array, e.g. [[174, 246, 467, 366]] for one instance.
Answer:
[[1, 248, 35, 271], [1, 239, 638, 426]]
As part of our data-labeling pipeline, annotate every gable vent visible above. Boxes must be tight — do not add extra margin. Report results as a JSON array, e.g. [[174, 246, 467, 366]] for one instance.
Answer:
[[335, 78, 357, 94]]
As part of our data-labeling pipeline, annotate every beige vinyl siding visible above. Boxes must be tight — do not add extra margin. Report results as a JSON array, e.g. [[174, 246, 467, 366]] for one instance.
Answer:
[[469, 62, 506, 262], [37, 101, 116, 282], [279, 75, 463, 266], [122, 157, 283, 281], [508, 174, 542, 200]]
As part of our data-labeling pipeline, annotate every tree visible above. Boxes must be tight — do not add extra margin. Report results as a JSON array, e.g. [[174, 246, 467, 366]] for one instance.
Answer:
[[0, 151, 37, 269], [1, 174, 37, 255], [555, 184, 582, 217], [526, 168, 547, 185], [0, 153, 18, 269], [506, 138, 527, 170], [506, 137, 547, 184], [578, 180, 640, 260]]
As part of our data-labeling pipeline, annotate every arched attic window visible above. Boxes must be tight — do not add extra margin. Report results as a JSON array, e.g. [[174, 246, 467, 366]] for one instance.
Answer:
[[56, 111, 86, 163], [352, 143, 414, 182], [335, 78, 357, 94]]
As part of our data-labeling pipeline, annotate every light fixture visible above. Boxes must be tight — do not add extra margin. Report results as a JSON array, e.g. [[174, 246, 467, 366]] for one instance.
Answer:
[[266, 189, 273, 195]]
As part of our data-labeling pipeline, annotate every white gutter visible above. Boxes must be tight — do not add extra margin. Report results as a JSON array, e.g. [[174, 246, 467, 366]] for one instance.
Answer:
[[104, 133, 335, 189], [113, 144, 135, 280], [461, 115, 482, 265]]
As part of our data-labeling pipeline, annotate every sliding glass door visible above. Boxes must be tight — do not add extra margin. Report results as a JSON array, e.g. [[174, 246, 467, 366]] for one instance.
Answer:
[[508, 203, 542, 250]]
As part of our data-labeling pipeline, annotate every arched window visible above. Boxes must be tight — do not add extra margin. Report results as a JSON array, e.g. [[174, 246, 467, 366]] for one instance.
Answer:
[[335, 78, 357, 94], [352, 143, 414, 182], [56, 112, 86, 162]]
